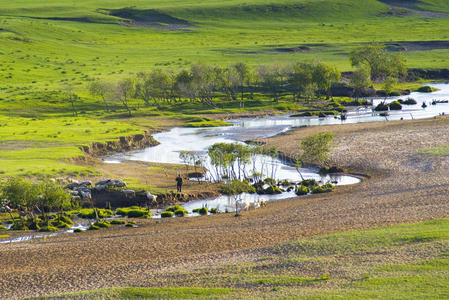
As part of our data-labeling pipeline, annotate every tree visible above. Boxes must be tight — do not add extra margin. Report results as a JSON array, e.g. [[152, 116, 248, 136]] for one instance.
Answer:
[[288, 62, 316, 101], [89, 80, 112, 112], [257, 64, 285, 102], [221, 179, 255, 216], [63, 85, 79, 117], [313, 62, 340, 99], [350, 66, 372, 99], [234, 62, 252, 107], [350, 43, 407, 82], [300, 132, 335, 166], [134, 72, 152, 106], [115, 78, 135, 117]]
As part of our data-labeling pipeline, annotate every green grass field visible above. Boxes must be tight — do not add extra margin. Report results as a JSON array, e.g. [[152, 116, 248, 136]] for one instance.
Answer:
[[40, 219, 449, 299], [0, 0, 448, 178]]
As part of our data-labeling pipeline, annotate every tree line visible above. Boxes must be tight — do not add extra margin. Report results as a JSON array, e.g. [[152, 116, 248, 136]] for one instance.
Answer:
[[63, 43, 407, 116]]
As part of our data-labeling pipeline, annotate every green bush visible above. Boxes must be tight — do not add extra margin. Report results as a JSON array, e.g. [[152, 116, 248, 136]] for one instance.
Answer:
[[93, 220, 110, 228], [417, 86, 432, 93], [300, 179, 318, 188], [374, 103, 388, 111], [110, 219, 126, 225], [76, 209, 113, 219], [166, 205, 184, 212], [161, 211, 174, 218], [39, 226, 58, 232], [209, 207, 218, 214], [0, 225, 6, 231], [295, 185, 309, 196], [125, 221, 136, 227], [11, 222, 28, 231], [50, 220, 71, 229], [389, 91, 401, 96], [311, 183, 334, 194], [174, 209, 187, 217], [198, 207, 208, 215], [116, 207, 150, 218], [388, 101, 402, 110], [57, 215, 73, 225], [192, 208, 201, 213], [88, 224, 100, 230], [264, 185, 283, 195]]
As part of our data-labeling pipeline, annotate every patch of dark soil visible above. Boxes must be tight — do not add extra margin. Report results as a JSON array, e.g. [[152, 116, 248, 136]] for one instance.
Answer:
[[101, 7, 194, 31], [276, 46, 311, 53], [385, 41, 449, 52]]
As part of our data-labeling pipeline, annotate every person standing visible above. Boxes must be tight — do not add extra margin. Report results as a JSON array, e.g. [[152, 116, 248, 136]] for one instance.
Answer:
[[176, 174, 183, 193]]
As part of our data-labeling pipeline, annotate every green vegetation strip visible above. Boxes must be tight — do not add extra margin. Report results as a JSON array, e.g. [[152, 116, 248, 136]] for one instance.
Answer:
[[419, 144, 449, 156]]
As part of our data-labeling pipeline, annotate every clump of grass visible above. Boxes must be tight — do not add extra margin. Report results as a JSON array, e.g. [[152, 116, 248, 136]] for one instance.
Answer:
[[161, 211, 174, 218], [209, 207, 218, 214], [125, 221, 136, 227], [93, 220, 111, 228], [73, 228, 83, 233], [71, 209, 113, 219], [0, 225, 7, 231], [39, 226, 58, 232], [198, 207, 208, 215], [110, 219, 126, 225], [88, 224, 100, 230], [116, 206, 151, 218]]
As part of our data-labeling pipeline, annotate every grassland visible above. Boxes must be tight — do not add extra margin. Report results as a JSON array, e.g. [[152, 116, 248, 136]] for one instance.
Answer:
[[1, 0, 449, 181], [37, 219, 449, 299]]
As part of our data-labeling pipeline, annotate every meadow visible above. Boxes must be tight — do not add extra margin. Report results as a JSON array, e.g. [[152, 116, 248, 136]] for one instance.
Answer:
[[39, 219, 449, 299]]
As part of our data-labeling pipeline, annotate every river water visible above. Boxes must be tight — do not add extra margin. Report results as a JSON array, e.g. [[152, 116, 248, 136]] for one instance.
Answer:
[[105, 83, 449, 213]]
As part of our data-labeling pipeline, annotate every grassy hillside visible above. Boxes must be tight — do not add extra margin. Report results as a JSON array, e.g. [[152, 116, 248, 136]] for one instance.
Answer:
[[0, 0, 449, 179]]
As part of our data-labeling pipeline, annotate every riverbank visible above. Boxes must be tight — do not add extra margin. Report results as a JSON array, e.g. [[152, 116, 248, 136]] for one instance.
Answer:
[[1, 116, 449, 299]]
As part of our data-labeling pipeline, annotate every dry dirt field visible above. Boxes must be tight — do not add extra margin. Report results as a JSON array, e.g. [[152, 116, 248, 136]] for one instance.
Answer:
[[1, 116, 449, 299]]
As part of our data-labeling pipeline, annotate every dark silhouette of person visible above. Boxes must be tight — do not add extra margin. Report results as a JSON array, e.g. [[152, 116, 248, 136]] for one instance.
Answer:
[[176, 174, 183, 193]]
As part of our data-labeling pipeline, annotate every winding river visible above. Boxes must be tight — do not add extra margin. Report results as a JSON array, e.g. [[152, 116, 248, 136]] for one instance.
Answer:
[[105, 83, 449, 213]]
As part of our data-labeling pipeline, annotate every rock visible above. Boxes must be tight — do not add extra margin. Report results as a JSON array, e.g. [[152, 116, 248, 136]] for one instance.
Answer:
[[95, 179, 111, 186], [111, 179, 126, 187], [66, 182, 79, 190], [121, 189, 135, 198], [79, 181, 92, 187], [79, 190, 92, 200], [93, 185, 106, 192], [70, 191, 79, 196]]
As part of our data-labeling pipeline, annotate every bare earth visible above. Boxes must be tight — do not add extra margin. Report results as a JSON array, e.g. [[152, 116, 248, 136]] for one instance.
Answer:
[[1, 117, 449, 299]]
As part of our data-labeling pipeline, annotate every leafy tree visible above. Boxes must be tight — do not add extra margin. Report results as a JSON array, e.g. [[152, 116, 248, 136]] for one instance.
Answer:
[[350, 66, 372, 99], [63, 85, 79, 117], [89, 80, 112, 112], [233, 62, 252, 107], [300, 132, 335, 166], [313, 62, 340, 99], [115, 78, 135, 116], [257, 64, 285, 102], [350, 43, 407, 82], [221, 179, 255, 216]]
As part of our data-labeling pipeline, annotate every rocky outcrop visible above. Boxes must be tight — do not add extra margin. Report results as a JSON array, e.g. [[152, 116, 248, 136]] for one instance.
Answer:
[[79, 132, 159, 156]]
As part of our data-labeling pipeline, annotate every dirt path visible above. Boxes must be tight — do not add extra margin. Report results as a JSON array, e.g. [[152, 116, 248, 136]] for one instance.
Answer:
[[1, 117, 449, 299]]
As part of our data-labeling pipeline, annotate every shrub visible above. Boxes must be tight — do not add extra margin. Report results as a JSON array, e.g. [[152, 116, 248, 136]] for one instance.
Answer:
[[264, 185, 283, 195], [374, 103, 388, 111], [198, 207, 208, 215], [39, 226, 58, 232], [161, 211, 174, 218], [209, 207, 218, 214], [93, 221, 110, 228], [125, 221, 136, 227], [0, 225, 7, 231], [57, 215, 73, 225], [166, 205, 184, 212], [174, 209, 187, 217], [73, 228, 83, 233], [88, 224, 100, 230], [389, 91, 401, 96], [192, 208, 201, 213], [76, 209, 113, 219], [388, 101, 402, 110], [311, 183, 334, 194], [11, 222, 28, 231], [295, 185, 309, 196], [110, 219, 126, 225], [299, 179, 318, 188], [116, 207, 150, 218], [263, 178, 276, 186], [50, 220, 71, 229], [417, 86, 432, 93]]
